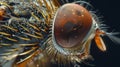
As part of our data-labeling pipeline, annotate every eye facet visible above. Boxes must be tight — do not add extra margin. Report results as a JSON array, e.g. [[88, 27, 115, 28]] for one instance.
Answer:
[[53, 3, 92, 48]]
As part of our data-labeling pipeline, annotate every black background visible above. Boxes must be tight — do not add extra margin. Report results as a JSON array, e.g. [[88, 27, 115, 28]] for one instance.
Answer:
[[90, 0, 120, 67], [54, 0, 120, 67]]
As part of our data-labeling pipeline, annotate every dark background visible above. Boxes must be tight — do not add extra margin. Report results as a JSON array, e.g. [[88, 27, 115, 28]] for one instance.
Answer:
[[55, 0, 120, 67], [89, 0, 120, 67], [81, 0, 120, 67]]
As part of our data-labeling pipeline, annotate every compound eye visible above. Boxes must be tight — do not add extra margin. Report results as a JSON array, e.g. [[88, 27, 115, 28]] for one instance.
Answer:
[[53, 3, 92, 48]]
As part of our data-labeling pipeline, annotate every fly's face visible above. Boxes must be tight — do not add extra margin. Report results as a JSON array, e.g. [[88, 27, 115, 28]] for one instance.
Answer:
[[53, 3, 92, 48], [48, 3, 96, 63], [50, 2, 119, 63], [52, 3, 93, 55]]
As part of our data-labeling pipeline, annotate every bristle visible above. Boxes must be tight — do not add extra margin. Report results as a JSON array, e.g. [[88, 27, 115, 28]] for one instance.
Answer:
[[16, 49, 41, 64], [52, 0, 60, 7], [5, 48, 20, 52], [35, 32, 43, 36], [43, 0, 52, 13], [45, 39, 75, 65], [73, 0, 93, 8], [48, 0, 55, 11], [18, 24, 30, 32], [0, 43, 11, 46], [18, 47, 37, 56], [0, 52, 13, 56], [31, 12, 42, 23], [1, 25, 18, 32], [2, 54, 18, 60], [14, 36, 30, 41], [4, 36, 18, 42], [22, 32, 43, 39], [0, 32, 11, 36], [26, 22, 40, 31], [19, 43, 38, 47]]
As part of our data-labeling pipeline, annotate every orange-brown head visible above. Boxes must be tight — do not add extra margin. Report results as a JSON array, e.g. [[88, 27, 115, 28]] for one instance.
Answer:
[[53, 3, 92, 49]]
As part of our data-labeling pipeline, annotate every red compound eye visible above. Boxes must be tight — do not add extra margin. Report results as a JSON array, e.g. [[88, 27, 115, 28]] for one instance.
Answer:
[[53, 3, 92, 48]]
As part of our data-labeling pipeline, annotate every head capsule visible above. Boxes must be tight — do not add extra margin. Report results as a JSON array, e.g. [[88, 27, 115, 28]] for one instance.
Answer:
[[52, 3, 93, 54]]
